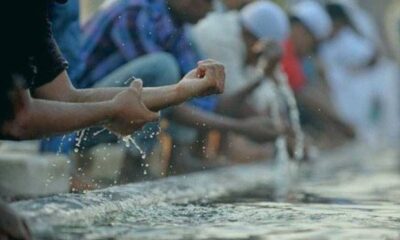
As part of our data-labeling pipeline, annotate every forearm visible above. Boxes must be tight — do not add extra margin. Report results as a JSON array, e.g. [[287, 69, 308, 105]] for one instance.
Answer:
[[33, 71, 126, 103], [172, 105, 242, 132], [36, 70, 199, 112], [75, 78, 210, 113], [2, 99, 115, 140]]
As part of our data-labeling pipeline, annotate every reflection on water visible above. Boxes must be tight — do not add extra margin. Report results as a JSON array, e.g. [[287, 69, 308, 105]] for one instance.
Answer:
[[14, 145, 400, 240]]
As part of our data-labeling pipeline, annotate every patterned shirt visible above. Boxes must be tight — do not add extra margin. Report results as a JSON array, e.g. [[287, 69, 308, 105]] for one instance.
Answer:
[[78, 0, 217, 111], [80, 0, 192, 87]]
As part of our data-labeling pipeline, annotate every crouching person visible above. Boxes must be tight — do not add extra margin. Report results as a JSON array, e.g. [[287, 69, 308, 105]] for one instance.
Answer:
[[0, 1, 225, 238]]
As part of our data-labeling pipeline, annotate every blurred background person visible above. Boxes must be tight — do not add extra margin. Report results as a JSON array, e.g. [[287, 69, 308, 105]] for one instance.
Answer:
[[193, 0, 291, 162], [74, 0, 283, 182], [282, 0, 355, 147], [213, 0, 254, 12], [321, 1, 400, 144]]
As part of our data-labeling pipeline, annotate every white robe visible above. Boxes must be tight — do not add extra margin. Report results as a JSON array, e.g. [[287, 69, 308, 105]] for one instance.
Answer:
[[193, 12, 282, 113], [321, 26, 400, 143]]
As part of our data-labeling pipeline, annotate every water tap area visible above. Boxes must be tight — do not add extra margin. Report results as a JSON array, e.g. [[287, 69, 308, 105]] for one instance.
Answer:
[[13, 145, 400, 240]]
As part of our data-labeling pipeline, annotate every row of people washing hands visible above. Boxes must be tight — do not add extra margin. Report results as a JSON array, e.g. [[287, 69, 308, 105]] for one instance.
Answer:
[[1, 0, 398, 238]]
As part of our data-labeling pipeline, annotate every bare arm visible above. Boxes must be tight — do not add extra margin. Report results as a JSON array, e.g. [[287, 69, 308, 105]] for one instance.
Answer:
[[172, 105, 282, 143], [32, 71, 180, 110], [2, 95, 115, 139], [2, 81, 158, 140], [33, 60, 225, 112]]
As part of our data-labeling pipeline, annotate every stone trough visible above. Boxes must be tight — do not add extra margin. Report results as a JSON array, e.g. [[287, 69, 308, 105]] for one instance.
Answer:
[[11, 143, 396, 238]]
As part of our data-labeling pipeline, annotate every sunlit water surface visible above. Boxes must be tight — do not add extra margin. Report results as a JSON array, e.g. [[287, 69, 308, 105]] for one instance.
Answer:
[[14, 145, 400, 240]]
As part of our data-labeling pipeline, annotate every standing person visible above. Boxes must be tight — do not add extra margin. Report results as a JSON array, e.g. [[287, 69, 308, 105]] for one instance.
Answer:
[[77, 0, 284, 178], [0, 0, 225, 238], [321, 2, 400, 143]]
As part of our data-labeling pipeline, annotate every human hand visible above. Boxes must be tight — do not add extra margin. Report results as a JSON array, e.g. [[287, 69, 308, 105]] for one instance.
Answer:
[[254, 40, 282, 77], [107, 80, 159, 136], [178, 59, 225, 97]]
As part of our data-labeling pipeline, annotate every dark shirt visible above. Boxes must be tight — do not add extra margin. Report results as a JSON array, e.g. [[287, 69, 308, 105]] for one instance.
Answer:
[[49, 0, 83, 85], [79, 0, 198, 88], [2, 0, 68, 90], [0, 0, 68, 138], [41, 0, 81, 153]]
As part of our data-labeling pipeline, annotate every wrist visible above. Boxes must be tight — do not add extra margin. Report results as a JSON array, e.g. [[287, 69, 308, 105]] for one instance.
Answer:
[[178, 78, 210, 98], [105, 100, 119, 122]]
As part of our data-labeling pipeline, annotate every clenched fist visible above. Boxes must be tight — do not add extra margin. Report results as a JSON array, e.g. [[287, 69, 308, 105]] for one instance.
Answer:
[[178, 59, 225, 97]]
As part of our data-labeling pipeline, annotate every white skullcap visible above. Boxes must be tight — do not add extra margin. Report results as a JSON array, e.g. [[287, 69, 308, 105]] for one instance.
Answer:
[[291, 0, 332, 40], [330, 0, 382, 46], [240, 0, 289, 42]]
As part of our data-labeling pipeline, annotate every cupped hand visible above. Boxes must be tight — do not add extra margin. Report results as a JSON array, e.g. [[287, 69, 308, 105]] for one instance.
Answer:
[[107, 80, 159, 136]]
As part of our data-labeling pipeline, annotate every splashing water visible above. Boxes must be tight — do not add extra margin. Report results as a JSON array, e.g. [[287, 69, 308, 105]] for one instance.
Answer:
[[274, 66, 307, 199], [255, 59, 306, 199], [56, 135, 67, 156], [12, 146, 400, 240], [275, 70, 305, 162], [92, 128, 107, 137], [122, 135, 147, 160], [74, 129, 87, 153]]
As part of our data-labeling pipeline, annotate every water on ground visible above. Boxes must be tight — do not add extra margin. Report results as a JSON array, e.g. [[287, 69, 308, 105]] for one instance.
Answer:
[[13, 145, 400, 240]]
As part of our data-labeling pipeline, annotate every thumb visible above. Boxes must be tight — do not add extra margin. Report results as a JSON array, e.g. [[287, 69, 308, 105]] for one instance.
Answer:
[[130, 79, 143, 96]]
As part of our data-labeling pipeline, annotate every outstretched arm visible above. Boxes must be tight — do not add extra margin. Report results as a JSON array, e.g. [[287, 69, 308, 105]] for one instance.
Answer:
[[33, 60, 225, 112], [173, 105, 283, 143], [2, 81, 158, 140]]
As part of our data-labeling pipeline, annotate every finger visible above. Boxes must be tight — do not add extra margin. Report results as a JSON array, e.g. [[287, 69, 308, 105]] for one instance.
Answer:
[[196, 66, 206, 78], [21, 221, 31, 240], [135, 99, 160, 123], [145, 111, 160, 122], [215, 64, 224, 81], [214, 69, 225, 93], [204, 65, 217, 79], [184, 69, 198, 79], [130, 79, 143, 93]]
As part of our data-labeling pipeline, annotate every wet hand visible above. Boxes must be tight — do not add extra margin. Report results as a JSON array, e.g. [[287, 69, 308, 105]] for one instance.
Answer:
[[286, 135, 310, 161], [179, 59, 225, 97], [254, 40, 282, 77], [107, 80, 159, 136]]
